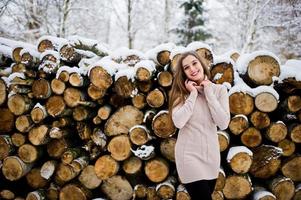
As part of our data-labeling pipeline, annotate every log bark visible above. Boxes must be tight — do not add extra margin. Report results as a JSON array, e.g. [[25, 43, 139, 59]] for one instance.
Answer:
[[145, 157, 169, 183], [160, 137, 176, 162], [152, 111, 176, 138], [94, 155, 119, 180], [222, 175, 252, 199], [104, 105, 143, 136], [229, 92, 254, 115], [0, 135, 14, 160], [40, 160, 57, 180], [250, 145, 282, 179], [133, 184, 147, 199], [100, 175, 133, 200], [26, 190, 47, 200]]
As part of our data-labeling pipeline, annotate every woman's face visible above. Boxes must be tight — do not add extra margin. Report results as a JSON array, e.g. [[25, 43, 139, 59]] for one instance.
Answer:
[[182, 55, 205, 83]]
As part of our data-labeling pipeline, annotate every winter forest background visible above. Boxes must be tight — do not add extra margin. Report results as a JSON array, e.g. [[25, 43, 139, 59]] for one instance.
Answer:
[[0, 0, 300, 62]]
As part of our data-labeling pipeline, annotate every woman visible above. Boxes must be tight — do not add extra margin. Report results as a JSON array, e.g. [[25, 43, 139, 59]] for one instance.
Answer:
[[169, 51, 230, 200]]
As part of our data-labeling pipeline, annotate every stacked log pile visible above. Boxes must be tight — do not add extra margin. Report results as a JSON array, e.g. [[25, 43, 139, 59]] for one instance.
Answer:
[[0, 36, 300, 200]]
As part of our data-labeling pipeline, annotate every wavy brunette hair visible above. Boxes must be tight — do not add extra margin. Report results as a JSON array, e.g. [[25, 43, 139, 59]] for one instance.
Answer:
[[168, 51, 211, 114]]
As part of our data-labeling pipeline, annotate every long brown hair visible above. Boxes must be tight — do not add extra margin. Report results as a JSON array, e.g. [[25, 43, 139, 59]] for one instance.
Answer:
[[168, 51, 211, 114]]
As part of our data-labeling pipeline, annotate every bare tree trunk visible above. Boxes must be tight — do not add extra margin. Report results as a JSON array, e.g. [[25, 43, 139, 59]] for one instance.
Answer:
[[164, 0, 170, 42], [59, 0, 71, 37], [127, 0, 133, 49]]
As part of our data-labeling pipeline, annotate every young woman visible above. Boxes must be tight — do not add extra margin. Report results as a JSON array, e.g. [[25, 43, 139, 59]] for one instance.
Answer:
[[169, 51, 230, 200]]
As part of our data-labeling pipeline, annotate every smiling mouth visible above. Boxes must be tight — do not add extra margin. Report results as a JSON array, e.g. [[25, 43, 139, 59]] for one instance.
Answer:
[[191, 70, 199, 76]]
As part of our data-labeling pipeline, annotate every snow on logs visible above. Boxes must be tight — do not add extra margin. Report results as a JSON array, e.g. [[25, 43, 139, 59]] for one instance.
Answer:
[[0, 36, 301, 200]]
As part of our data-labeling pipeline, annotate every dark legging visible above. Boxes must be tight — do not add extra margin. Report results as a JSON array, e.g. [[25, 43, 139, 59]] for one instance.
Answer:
[[184, 179, 217, 200]]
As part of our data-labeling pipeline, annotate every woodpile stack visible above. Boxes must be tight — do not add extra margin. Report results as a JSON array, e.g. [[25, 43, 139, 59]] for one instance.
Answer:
[[0, 36, 300, 200]]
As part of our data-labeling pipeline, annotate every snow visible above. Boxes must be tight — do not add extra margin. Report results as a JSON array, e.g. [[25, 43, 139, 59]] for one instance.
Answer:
[[222, 82, 232, 89], [253, 191, 276, 200], [186, 41, 213, 53], [156, 181, 175, 192], [8, 91, 16, 98], [78, 56, 100, 69], [40, 161, 56, 179], [2, 72, 25, 86], [39, 61, 59, 73], [114, 67, 136, 82], [129, 125, 149, 134], [219, 167, 225, 177], [279, 59, 301, 81], [0, 44, 12, 58], [37, 35, 68, 49], [213, 73, 223, 81], [296, 183, 301, 191], [143, 110, 156, 123], [145, 42, 176, 61], [226, 146, 253, 162], [276, 121, 285, 125], [212, 55, 236, 66], [130, 88, 139, 97], [134, 60, 156, 74], [236, 50, 281, 74], [33, 103, 47, 115], [111, 47, 145, 60], [253, 85, 279, 101], [170, 46, 187, 60], [40, 50, 60, 63], [217, 130, 230, 141], [233, 114, 249, 122], [177, 184, 187, 192], [0, 37, 36, 50], [56, 66, 82, 79], [131, 145, 154, 160], [153, 110, 169, 122], [87, 56, 123, 77], [75, 48, 97, 58], [20, 47, 40, 59]]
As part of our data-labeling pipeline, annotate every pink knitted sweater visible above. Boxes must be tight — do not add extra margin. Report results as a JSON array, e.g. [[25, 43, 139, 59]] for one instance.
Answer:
[[171, 82, 230, 183]]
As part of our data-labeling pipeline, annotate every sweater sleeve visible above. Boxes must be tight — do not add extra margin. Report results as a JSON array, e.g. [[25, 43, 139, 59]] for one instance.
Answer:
[[204, 83, 230, 130], [171, 89, 198, 129]]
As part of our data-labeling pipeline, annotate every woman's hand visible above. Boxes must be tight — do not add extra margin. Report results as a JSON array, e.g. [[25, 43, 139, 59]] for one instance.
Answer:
[[200, 79, 212, 87], [185, 79, 197, 93]]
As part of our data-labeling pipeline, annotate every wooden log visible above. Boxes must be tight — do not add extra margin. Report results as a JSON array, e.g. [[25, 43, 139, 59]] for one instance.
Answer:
[[157, 50, 170, 66], [156, 176, 176, 199], [59, 183, 92, 200], [114, 76, 135, 98], [61, 147, 84, 164], [210, 62, 234, 85], [0, 135, 14, 160], [157, 71, 173, 87], [54, 163, 79, 184], [226, 146, 253, 174], [176, 184, 191, 200], [0, 108, 14, 133], [52, 117, 73, 128], [51, 78, 66, 95], [249, 145, 282, 179], [26, 168, 48, 189], [0, 189, 15, 200], [46, 183, 60, 200], [132, 93, 147, 109], [39, 50, 60, 73], [0, 79, 6, 106], [15, 115, 34, 133], [212, 191, 224, 200], [104, 105, 143, 136], [101, 175, 133, 200], [255, 92, 278, 113], [281, 155, 301, 182], [91, 128, 107, 150], [269, 176, 295, 200], [222, 174, 252, 199], [11, 133, 26, 147], [107, 135, 132, 161], [78, 165, 102, 189], [2, 156, 32, 181], [37, 35, 67, 52], [122, 156, 143, 185], [89, 66, 113, 90], [252, 186, 276, 200], [133, 184, 147, 199], [69, 156, 89, 174], [281, 95, 301, 113], [7, 94, 33, 116], [59, 43, 82, 63], [46, 95, 72, 117], [12, 63, 26, 73], [288, 123, 301, 143], [47, 138, 72, 159], [136, 67, 152, 82], [266, 121, 287, 143], [145, 157, 169, 183], [64, 87, 96, 107], [129, 125, 151, 146], [215, 168, 226, 191], [146, 88, 165, 108], [30, 103, 47, 124], [241, 127, 262, 148], [137, 80, 153, 93], [171, 53, 181, 73], [229, 92, 254, 115], [40, 160, 57, 180], [18, 144, 42, 163], [69, 73, 88, 87], [195, 47, 213, 69], [250, 110, 270, 129], [28, 125, 51, 146], [94, 155, 119, 180], [57, 70, 70, 82], [146, 186, 160, 200], [73, 106, 95, 121], [160, 137, 176, 162], [97, 104, 112, 120], [243, 55, 280, 86], [217, 130, 230, 152], [152, 110, 176, 138], [278, 139, 295, 157], [20, 48, 40, 66], [82, 140, 101, 160], [294, 184, 301, 200], [26, 190, 47, 200], [87, 84, 106, 100]]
